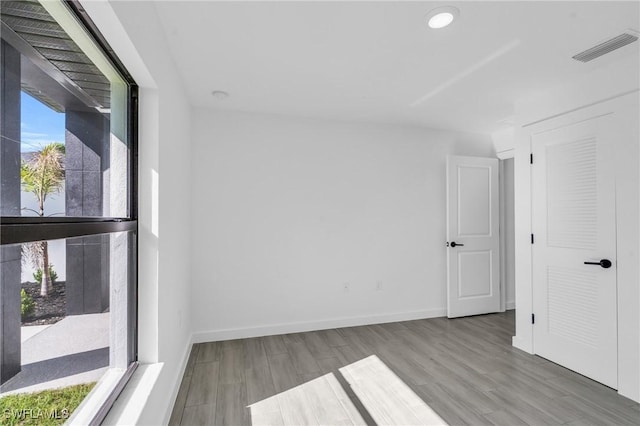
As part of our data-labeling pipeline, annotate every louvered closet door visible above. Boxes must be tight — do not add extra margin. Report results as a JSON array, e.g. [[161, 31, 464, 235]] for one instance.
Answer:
[[532, 114, 617, 388]]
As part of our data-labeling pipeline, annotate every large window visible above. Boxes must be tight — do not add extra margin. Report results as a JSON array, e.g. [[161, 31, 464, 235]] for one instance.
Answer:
[[1, 0, 137, 423]]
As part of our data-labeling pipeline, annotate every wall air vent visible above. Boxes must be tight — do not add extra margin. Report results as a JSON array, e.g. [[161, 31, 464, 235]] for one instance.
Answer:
[[572, 31, 639, 63]]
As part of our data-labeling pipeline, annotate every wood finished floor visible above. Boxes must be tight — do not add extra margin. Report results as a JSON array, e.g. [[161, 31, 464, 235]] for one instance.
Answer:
[[169, 311, 640, 425]]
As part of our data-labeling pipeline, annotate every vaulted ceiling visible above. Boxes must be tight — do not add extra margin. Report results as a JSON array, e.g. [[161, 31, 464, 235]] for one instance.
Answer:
[[153, 1, 639, 134]]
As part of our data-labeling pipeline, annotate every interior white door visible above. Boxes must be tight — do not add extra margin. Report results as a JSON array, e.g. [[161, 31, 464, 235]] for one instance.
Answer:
[[531, 114, 617, 388], [446, 156, 500, 318]]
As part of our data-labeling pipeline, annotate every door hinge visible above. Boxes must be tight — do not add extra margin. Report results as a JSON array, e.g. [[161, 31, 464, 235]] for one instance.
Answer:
[[531, 313, 535, 324], [530, 153, 533, 164], [531, 234, 534, 244]]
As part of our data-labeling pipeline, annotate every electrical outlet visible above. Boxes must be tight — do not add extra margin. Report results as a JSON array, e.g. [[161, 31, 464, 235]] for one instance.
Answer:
[[376, 281, 383, 291], [343, 283, 350, 292]]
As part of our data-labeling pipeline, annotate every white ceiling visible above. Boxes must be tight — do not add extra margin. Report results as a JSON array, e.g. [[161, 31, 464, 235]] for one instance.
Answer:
[[153, 1, 640, 135]]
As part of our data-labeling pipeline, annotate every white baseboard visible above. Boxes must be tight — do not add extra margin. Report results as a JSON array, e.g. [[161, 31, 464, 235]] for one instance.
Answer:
[[161, 334, 194, 424], [506, 300, 516, 310], [192, 308, 447, 343]]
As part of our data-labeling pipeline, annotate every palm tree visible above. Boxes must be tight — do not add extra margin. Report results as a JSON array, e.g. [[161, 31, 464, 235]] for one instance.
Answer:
[[21, 142, 65, 297]]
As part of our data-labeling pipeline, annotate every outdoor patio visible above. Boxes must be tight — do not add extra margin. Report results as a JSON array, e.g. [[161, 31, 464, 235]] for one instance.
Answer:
[[0, 313, 109, 395]]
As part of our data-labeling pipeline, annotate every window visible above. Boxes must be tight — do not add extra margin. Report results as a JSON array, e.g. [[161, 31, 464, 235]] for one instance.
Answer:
[[1, 0, 137, 423]]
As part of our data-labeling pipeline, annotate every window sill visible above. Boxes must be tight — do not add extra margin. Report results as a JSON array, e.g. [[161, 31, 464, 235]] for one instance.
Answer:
[[68, 363, 137, 425], [98, 363, 164, 426]]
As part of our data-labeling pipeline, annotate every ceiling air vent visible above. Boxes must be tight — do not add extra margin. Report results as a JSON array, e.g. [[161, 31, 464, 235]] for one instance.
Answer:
[[572, 31, 638, 63]]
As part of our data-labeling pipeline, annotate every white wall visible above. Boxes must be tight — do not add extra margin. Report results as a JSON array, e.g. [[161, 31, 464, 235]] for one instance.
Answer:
[[190, 109, 495, 340], [513, 52, 639, 402], [80, 1, 193, 424], [503, 158, 515, 308], [493, 127, 515, 159]]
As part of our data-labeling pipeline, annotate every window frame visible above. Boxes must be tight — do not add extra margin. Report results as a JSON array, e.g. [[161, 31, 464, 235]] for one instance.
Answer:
[[0, 1, 139, 423]]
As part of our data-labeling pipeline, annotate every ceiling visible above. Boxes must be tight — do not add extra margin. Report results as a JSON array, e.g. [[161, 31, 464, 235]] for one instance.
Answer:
[[153, 1, 640, 135]]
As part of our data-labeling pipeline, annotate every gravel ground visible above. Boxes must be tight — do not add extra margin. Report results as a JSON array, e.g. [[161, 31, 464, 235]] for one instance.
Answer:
[[21, 281, 66, 326]]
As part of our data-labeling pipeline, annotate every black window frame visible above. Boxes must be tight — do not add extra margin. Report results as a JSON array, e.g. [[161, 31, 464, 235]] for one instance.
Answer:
[[0, 1, 138, 423]]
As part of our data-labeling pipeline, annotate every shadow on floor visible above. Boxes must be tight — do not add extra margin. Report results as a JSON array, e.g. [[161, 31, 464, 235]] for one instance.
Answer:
[[0, 347, 108, 393]]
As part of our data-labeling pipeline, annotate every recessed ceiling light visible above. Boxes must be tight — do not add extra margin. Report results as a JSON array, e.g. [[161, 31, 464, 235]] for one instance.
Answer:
[[426, 6, 459, 29], [211, 90, 229, 100]]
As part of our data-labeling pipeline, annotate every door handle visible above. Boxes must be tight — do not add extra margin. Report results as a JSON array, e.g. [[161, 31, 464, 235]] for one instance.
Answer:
[[449, 241, 464, 248], [584, 259, 612, 269]]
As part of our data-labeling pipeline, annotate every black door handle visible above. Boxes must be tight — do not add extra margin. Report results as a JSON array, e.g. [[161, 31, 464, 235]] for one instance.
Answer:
[[450, 241, 464, 248], [584, 259, 612, 269]]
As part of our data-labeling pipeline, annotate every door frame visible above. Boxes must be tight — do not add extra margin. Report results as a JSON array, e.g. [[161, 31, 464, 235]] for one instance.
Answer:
[[512, 90, 640, 401], [497, 150, 515, 313]]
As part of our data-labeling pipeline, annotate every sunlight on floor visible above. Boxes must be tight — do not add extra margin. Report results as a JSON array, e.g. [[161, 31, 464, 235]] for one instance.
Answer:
[[248, 355, 447, 426], [249, 372, 365, 426], [341, 355, 447, 425]]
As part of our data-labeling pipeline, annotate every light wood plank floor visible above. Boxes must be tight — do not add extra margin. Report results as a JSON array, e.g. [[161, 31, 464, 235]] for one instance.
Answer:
[[169, 311, 640, 425]]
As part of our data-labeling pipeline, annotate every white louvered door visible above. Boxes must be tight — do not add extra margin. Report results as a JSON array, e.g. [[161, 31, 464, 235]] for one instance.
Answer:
[[532, 114, 617, 388]]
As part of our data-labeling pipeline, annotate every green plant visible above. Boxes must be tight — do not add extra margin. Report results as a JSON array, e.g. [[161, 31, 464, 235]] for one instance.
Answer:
[[33, 264, 58, 286], [0, 382, 95, 426], [21, 142, 65, 297], [21, 289, 35, 318]]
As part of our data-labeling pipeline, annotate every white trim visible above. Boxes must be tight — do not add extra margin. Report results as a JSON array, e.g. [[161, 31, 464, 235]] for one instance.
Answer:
[[101, 363, 164, 426], [496, 149, 514, 160], [161, 337, 194, 425], [522, 89, 639, 129], [68, 368, 127, 426], [103, 341, 194, 426], [192, 309, 447, 343], [506, 300, 516, 310], [511, 124, 535, 359], [499, 160, 507, 312], [515, 53, 639, 127]]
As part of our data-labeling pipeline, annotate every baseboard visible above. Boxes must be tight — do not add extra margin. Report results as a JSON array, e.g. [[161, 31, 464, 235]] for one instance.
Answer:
[[161, 333, 194, 425], [192, 308, 447, 343], [506, 300, 515, 310]]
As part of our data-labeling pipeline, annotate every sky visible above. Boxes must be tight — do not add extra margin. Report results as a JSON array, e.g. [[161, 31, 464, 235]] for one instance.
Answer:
[[21, 91, 65, 153]]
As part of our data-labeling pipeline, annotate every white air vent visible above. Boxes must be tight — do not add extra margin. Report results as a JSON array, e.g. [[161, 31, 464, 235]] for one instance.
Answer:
[[572, 30, 639, 63]]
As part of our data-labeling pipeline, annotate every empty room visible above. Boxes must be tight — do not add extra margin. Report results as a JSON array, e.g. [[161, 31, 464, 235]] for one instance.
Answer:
[[0, 1, 639, 425]]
